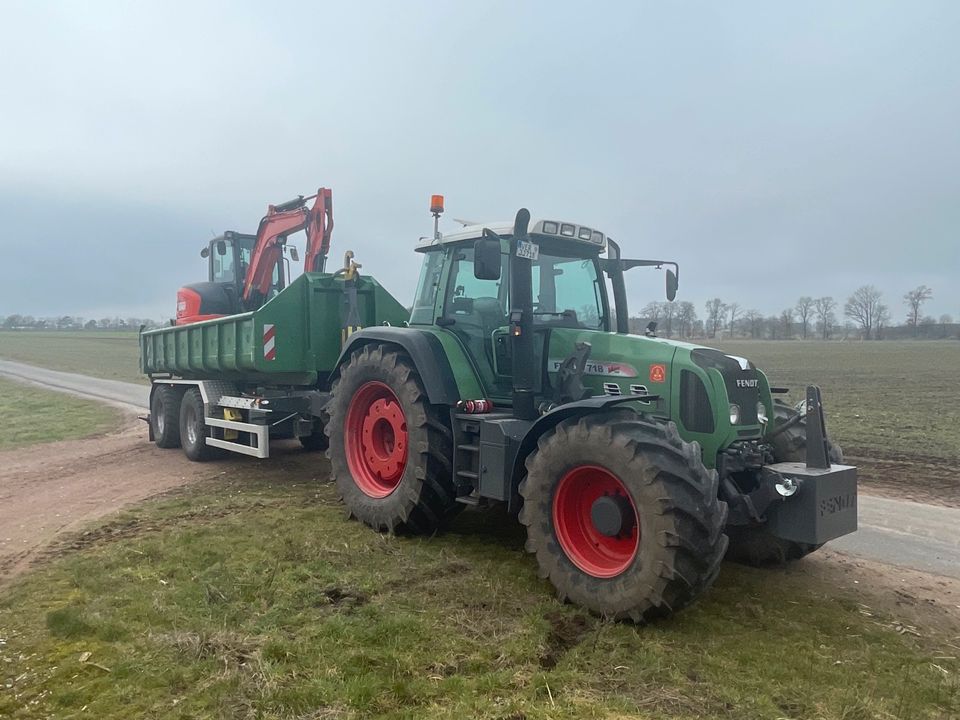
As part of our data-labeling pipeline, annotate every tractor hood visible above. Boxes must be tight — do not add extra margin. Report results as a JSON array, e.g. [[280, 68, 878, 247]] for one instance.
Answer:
[[543, 330, 773, 468]]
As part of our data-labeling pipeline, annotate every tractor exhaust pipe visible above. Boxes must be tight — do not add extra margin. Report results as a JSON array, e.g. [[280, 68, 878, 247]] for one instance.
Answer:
[[509, 208, 536, 421]]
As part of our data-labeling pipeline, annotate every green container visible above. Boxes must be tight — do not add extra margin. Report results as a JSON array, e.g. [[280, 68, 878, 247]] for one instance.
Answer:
[[140, 273, 409, 386]]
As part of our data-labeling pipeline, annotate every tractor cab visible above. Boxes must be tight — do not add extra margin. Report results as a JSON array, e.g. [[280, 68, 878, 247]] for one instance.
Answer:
[[412, 216, 678, 410], [175, 231, 286, 325]]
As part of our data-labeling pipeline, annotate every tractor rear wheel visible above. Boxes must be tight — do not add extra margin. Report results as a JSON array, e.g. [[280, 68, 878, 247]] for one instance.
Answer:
[[151, 385, 183, 449], [326, 344, 457, 534], [725, 401, 844, 566], [520, 411, 728, 622]]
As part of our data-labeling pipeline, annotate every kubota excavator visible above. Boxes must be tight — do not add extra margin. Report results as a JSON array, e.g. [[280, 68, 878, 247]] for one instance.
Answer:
[[175, 188, 334, 324]]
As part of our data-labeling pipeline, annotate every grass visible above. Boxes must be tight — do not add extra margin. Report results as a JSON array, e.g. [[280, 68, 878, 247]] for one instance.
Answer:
[[0, 470, 956, 720], [0, 377, 121, 450], [713, 340, 960, 464], [0, 330, 145, 385]]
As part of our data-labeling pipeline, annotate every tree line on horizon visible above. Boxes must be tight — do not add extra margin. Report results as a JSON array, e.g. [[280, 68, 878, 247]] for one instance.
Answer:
[[0, 315, 163, 331], [2, 285, 955, 340], [629, 285, 957, 340]]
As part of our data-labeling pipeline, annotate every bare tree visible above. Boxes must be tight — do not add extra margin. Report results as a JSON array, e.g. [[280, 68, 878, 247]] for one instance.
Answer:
[[780, 308, 795, 339], [875, 303, 891, 340], [813, 296, 837, 339], [744, 309, 763, 339], [766, 315, 781, 340], [727, 302, 741, 336], [844, 285, 883, 340], [705, 298, 726, 338], [662, 301, 676, 337], [640, 301, 663, 324], [795, 296, 814, 339], [677, 301, 697, 339], [903, 285, 933, 336]]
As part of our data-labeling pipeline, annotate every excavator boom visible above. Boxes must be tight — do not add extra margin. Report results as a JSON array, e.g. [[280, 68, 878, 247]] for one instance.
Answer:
[[242, 187, 334, 305]]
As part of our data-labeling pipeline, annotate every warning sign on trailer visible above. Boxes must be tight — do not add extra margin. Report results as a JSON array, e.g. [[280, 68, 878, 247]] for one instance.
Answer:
[[263, 324, 276, 360]]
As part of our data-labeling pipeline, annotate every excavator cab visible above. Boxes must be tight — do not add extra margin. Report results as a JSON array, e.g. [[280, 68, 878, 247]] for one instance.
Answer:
[[175, 232, 286, 325]]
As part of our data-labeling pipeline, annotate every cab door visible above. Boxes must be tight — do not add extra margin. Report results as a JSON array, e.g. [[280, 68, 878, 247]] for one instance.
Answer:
[[437, 244, 512, 400]]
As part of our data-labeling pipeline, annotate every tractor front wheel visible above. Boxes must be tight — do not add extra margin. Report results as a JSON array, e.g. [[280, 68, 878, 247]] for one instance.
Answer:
[[326, 344, 457, 533], [520, 411, 728, 622]]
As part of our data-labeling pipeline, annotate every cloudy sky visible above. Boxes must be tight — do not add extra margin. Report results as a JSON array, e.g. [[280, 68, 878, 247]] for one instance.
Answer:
[[1, 1, 958, 322]]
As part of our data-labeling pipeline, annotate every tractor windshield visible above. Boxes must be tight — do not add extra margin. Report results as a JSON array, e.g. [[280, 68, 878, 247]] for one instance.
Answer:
[[532, 252, 607, 330]]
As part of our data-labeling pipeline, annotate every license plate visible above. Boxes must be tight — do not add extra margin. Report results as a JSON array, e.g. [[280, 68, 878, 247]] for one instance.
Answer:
[[516, 240, 539, 260]]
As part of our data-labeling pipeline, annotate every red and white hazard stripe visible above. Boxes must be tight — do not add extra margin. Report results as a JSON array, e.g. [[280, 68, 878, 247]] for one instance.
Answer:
[[263, 324, 276, 360]]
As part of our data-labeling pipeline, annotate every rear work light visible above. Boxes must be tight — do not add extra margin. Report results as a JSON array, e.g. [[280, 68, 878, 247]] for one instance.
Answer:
[[560, 223, 576, 237], [542, 221, 559, 234], [578, 226, 593, 240]]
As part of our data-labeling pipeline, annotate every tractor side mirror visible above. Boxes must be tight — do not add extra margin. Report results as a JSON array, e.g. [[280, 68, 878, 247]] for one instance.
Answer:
[[666, 269, 678, 301], [200, 247, 210, 259], [289, 246, 300, 262], [474, 238, 501, 281], [216, 240, 227, 256]]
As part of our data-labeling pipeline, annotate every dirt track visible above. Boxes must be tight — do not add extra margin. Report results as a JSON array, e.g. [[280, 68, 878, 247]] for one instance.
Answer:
[[0, 417, 251, 583]]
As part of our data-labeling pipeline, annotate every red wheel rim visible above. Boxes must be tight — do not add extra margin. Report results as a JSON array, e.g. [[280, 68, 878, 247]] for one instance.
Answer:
[[345, 381, 408, 498], [552, 465, 640, 578]]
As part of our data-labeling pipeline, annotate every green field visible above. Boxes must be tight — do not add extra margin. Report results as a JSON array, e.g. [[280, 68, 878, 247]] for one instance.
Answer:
[[1, 470, 955, 720], [0, 377, 121, 450], [0, 331, 145, 385], [713, 340, 960, 465]]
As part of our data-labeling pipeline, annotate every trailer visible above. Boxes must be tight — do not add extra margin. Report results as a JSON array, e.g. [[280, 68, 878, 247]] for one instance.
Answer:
[[142, 269, 408, 459]]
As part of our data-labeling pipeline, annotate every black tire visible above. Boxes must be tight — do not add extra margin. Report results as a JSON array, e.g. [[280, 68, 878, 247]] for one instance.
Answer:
[[179, 387, 219, 462], [770, 400, 844, 465], [725, 401, 844, 566], [326, 344, 457, 533], [151, 385, 183, 449], [299, 421, 329, 452], [519, 411, 728, 622]]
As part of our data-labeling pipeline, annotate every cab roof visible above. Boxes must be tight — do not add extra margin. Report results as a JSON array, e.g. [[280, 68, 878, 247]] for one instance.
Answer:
[[416, 218, 607, 252]]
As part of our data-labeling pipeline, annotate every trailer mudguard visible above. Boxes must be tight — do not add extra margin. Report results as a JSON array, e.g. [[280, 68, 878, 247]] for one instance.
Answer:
[[335, 327, 464, 406]]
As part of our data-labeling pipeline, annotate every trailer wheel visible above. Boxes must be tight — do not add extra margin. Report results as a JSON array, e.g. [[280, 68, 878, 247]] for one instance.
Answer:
[[520, 411, 728, 622], [326, 344, 456, 533], [151, 385, 183, 449], [725, 401, 844, 566], [179, 387, 218, 462]]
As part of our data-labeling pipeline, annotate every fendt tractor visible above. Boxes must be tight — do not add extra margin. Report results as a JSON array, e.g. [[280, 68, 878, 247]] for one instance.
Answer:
[[141, 188, 858, 621]]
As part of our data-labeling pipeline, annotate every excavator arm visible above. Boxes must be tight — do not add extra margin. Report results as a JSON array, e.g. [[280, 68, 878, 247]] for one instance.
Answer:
[[242, 187, 334, 306]]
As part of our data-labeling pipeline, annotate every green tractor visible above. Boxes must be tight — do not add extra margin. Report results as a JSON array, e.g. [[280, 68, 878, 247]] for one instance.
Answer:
[[324, 206, 858, 621]]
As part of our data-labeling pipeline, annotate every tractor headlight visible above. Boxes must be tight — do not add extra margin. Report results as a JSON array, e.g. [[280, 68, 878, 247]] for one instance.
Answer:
[[757, 401, 768, 425], [729, 404, 741, 425]]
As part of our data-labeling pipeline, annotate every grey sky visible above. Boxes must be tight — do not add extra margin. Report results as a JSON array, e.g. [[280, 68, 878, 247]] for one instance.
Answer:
[[1, 1, 958, 322]]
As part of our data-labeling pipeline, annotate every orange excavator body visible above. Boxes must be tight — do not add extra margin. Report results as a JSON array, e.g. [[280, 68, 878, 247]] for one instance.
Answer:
[[175, 187, 334, 325]]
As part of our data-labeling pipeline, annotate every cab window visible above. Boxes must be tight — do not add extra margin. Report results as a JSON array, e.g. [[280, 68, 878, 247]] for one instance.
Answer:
[[410, 250, 445, 325], [212, 240, 236, 283], [532, 254, 605, 329]]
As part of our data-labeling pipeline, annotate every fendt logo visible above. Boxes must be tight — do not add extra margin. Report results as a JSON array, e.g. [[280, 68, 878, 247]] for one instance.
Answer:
[[736, 379, 759, 388]]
